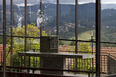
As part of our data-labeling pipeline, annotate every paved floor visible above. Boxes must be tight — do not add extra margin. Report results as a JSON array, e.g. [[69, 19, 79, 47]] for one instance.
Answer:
[[33, 71, 108, 77], [64, 72, 94, 77]]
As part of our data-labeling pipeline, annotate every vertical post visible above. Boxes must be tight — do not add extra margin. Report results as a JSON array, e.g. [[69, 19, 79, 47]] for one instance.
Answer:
[[96, 0, 101, 77], [28, 56, 30, 73], [24, 0, 27, 67], [1, 52, 2, 65], [40, 0, 42, 36], [10, 0, 13, 68], [3, 0, 6, 77], [75, 0, 78, 70], [75, 0, 78, 53], [57, 0, 59, 36], [0, 2, 1, 66], [0, 0, 2, 35], [91, 35, 94, 77], [56, 0, 59, 52]]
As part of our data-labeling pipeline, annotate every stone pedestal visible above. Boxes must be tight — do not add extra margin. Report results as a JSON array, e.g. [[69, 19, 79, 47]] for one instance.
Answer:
[[40, 36, 61, 75], [40, 57, 65, 75]]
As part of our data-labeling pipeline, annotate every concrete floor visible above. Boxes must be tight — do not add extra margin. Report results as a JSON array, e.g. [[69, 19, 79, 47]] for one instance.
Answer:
[[31, 71, 108, 77]]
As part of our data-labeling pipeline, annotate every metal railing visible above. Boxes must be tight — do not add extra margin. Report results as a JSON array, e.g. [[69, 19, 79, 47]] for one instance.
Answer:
[[1, 47, 116, 77]]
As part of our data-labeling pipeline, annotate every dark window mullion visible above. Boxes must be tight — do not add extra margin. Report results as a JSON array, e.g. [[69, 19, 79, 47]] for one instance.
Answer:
[[57, 0, 59, 36], [40, 0, 42, 36], [10, 0, 13, 68], [75, 0, 78, 71], [24, 0, 27, 67], [75, 0, 78, 54], [96, 0, 101, 77], [3, 0, 6, 76]]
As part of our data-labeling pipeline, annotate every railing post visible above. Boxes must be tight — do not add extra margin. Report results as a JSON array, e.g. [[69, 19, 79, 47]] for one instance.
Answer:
[[1, 51, 2, 65], [88, 73, 90, 77]]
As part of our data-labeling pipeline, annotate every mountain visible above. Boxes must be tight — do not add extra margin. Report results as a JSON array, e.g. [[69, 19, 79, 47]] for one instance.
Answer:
[[102, 4, 116, 10], [1, 3, 116, 40]]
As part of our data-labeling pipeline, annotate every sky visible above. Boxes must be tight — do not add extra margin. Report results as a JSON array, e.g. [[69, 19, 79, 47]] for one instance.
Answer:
[[79, 0, 116, 4], [1, 0, 116, 5]]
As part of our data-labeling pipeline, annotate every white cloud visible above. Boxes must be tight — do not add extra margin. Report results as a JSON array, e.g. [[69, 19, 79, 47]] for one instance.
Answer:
[[78, 0, 95, 4], [78, 0, 116, 4], [101, 0, 116, 4], [2, 0, 116, 5], [16, 3, 34, 7]]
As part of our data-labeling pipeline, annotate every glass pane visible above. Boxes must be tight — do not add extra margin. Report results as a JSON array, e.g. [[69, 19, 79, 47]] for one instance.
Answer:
[[101, 0, 116, 42], [26, 38, 40, 69], [0, 36, 3, 66], [59, 40, 75, 52], [26, 0, 40, 37], [27, 0, 40, 24], [6, 0, 10, 35], [78, 0, 95, 41], [6, 37, 24, 67], [13, 0, 25, 36], [101, 0, 116, 76], [43, 0, 57, 36], [59, 0, 75, 39], [0, 0, 3, 35], [26, 38, 40, 51]]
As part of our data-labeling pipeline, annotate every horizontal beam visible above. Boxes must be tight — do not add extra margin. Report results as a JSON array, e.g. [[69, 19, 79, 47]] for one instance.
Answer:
[[0, 66, 97, 74]]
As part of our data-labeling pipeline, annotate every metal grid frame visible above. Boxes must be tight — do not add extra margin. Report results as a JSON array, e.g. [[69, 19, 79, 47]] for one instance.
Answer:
[[1, 0, 101, 77]]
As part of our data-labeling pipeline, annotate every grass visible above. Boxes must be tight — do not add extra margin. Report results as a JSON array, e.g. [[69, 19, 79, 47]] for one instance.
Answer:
[[70, 30, 95, 40], [78, 30, 95, 40], [62, 30, 95, 45]]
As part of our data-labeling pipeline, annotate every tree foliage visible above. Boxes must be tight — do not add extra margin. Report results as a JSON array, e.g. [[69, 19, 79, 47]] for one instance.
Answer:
[[69, 43, 95, 72], [7, 23, 47, 67]]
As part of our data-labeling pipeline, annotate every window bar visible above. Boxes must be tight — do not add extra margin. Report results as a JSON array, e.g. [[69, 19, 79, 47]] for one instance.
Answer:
[[21, 56, 22, 72], [3, 0, 6, 76], [17, 56, 20, 72], [96, 0, 101, 77], [104, 55, 105, 72], [75, 0, 78, 53], [10, 0, 13, 69], [91, 35, 94, 77], [91, 36, 94, 71], [36, 57, 37, 67], [101, 55, 102, 73], [84, 59, 85, 71], [57, 0, 59, 36], [40, 0, 42, 36], [114, 60, 116, 74], [28, 56, 30, 73], [87, 59, 89, 71], [1, 51, 2, 65], [24, 0, 27, 67], [0, 1, 1, 34], [75, 0, 78, 71]]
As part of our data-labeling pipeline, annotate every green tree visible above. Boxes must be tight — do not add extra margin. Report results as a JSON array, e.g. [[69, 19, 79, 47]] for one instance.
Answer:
[[59, 41, 64, 45], [7, 23, 47, 67], [69, 38, 75, 46], [78, 43, 92, 54], [70, 43, 95, 72]]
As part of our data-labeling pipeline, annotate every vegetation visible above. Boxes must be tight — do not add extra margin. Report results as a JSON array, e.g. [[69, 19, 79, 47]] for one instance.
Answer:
[[69, 43, 95, 72], [7, 23, 47, 67], [59, 41, 64, 45]]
